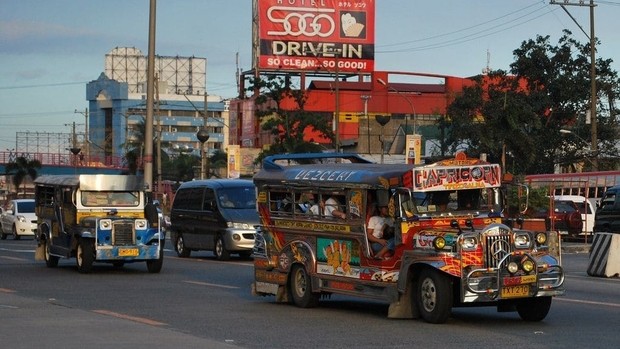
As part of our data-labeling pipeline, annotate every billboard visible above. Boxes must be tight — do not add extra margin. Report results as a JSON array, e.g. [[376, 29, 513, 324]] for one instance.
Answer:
[[257, 0, 375, 73]]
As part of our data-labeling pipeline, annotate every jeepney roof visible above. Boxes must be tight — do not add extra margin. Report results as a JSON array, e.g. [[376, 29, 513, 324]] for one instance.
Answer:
[[35, 174, 144, 191], [255, 153, 417, 189]]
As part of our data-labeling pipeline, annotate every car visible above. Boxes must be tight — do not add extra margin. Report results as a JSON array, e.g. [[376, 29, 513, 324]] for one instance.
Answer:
[[0, 199, 37, 240], [554, 195, 595, 236], [594, 185, 620, 234], [533, 199, 583, 238]]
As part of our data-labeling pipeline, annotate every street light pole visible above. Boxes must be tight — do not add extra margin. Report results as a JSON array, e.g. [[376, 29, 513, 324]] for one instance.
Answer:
[[360, 95, 371, 154], [376, 78, 417, 134]]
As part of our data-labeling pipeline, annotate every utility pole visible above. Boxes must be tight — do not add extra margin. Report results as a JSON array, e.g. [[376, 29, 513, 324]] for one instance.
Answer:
[[74, 108, 88, 160], [144, 0, 156, 193], [550, 0, 598, 170], [360, 95, 371, 154]]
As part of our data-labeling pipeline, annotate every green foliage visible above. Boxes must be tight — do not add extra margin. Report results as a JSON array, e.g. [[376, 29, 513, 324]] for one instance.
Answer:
[[5, 156, 41, 194], [445, 30, 620, 174], [247, 74, 335, 165]]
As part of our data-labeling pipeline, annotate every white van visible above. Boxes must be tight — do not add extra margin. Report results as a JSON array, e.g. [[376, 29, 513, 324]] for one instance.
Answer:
[[554, 195, 595, 235]]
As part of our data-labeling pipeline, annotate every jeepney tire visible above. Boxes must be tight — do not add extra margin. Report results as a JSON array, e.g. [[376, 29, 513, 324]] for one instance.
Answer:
[[43, 238, 59, 268], [146, 245, 164, 273], [0, 231, 6, 240], [175, 234, 191, 258], [416, 269, 452, 324], [76, 238, 95, 274], [516, 296, 552, 322], [112, 261, 125, 268], [290, 264, 319, 308], [214, 235, 231, 261]]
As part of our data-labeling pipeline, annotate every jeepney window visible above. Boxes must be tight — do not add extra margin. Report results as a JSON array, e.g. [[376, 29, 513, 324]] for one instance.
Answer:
[[269, 191, 294, 215], [36, 186, 55, 207], [81, 191, 140, 207], [348, 190, 363, 219]]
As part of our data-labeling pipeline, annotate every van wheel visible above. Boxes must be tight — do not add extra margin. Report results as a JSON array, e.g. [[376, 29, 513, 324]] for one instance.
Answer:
[[175, 234, 191, 258], [76, 238, 95, 273], [214, 235, 231, 261]]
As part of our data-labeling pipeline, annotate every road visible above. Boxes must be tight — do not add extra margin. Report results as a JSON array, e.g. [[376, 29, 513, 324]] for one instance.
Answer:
[[1, 238, 618, 349]]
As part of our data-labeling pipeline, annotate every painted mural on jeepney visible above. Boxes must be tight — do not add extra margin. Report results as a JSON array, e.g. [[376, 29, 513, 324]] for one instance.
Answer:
[[317, 238, 360, 277], [413, 230, 458, 250], [359, 267, 400, 282], [277, 241, 313, 271]]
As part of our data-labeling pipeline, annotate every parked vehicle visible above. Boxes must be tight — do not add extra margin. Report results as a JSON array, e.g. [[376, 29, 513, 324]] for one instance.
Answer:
[[594, 185, 620, 234], [169, 179, 258, 260], [554, 195, 595, 236], [0, 199, 37, 240], [532, 199, 583, 238]]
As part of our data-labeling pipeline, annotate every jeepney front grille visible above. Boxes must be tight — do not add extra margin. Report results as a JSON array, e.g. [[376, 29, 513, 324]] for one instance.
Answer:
[[484, 231, 512, 269], [112, 222, 135, 246]]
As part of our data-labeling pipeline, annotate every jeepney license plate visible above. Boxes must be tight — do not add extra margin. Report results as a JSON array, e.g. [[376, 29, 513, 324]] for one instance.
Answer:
[[501, 285, 530, 298], [119, 248, 139, 257]]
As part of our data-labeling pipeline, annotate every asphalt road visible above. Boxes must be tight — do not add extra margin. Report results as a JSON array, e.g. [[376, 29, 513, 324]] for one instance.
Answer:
[[1, 238, 618, 349]]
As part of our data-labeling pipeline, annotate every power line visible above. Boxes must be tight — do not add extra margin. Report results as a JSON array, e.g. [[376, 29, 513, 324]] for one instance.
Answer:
[[0, 81, 87, 90]]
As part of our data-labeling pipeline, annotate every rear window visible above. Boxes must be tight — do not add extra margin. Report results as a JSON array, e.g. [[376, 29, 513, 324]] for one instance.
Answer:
[[554, 201, 577, 213]]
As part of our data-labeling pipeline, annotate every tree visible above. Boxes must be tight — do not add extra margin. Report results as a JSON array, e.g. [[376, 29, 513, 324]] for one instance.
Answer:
[[123, 117, 170, 175], [248, 74, 335, 165], [446, 30, 620, 174], [5, 156, 41, 195]]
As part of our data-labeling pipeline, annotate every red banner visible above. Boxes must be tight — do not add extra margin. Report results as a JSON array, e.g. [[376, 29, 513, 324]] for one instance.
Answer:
[[257, 0, 375, 73]]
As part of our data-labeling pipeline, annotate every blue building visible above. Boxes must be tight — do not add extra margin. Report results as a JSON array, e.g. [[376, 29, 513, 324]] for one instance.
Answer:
[[85, 47, 229, 163]]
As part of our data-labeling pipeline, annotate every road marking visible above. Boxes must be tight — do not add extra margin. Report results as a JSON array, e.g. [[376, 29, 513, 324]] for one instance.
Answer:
[[0, 247, 36, 253], [92, 309, 167, 326], [557, 297, 620, 308], [0, 255, 29, 261], [183, 280, 239, 289], [0, 288, 16, 293]]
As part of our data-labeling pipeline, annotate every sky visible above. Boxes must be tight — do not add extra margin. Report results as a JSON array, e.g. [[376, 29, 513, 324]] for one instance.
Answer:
[[1, 0, 620, 152]]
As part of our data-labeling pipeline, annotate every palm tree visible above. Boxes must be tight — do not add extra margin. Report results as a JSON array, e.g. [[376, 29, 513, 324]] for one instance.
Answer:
[[5, 156, 41, 196]]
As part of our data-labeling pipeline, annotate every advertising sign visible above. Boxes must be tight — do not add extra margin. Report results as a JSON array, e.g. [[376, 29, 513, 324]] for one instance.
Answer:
[[406, 134, 421, 165], [257, 0, 375, 73]]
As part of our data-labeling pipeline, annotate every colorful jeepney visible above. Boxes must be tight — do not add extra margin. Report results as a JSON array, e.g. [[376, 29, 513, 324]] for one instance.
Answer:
[[34, 174, 164, 273], [251, 153, 564, 323]]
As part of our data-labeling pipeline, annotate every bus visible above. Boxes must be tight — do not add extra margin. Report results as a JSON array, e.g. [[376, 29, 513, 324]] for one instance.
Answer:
[[251, 152, 565, 323], [33, 174, 165, 273]]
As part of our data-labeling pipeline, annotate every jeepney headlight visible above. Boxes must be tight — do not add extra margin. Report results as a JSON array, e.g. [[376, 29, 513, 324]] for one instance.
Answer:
[[433, 236, 446, 250], [514, 233, 531, 249], [135, 219, 147, 229], [535, 232, 547, 245], [460, 236, 478, 250], [507, 262, 519, 274], [522, 258, 535, 273], [99, 219, 112, 230]]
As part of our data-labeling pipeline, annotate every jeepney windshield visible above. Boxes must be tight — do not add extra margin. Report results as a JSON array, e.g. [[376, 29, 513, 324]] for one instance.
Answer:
[[401, 188, 502, 218], [81, 191, 140, 207]]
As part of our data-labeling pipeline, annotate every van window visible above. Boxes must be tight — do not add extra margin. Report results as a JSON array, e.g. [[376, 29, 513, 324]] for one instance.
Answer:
[[599, 192, 617, 211], [217, 187, 256, 209]]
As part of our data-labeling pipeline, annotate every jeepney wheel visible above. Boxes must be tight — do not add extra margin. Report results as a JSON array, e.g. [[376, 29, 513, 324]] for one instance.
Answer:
[[112, 261, 125, 268], [76, 238, 95, 273], [516, 296, 552, 322], [12, 225, 21, 240], [416, 269, 452, 324], [214, 235, 231, 261], [43, 237, 59, 268], [146, 245, 164, 273], [175, 234, 191, 258], [290, 264, 319, 308]]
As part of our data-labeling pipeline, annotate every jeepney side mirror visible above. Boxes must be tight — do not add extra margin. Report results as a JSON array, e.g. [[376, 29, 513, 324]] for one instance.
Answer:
[[450, 219, 463, 234]]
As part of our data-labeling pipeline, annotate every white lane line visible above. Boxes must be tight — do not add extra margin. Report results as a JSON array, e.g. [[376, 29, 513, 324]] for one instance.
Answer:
[[556, 297, 620, 308], [183, 280, 239, 289], [92, 309, 167, 326]]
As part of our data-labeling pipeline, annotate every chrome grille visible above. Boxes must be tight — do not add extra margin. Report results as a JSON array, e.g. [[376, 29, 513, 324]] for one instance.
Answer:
[[484, 230, 512, 269], [112, 222, 135, 246]]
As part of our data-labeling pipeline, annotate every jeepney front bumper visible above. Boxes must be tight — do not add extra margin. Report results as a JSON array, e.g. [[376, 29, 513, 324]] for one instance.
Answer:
[[462, 252, 565, 303]]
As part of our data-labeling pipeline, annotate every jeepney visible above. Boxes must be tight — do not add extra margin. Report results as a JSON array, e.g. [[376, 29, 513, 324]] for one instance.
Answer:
[[251, 153, 564, 323], [34, 174, 164, 273]]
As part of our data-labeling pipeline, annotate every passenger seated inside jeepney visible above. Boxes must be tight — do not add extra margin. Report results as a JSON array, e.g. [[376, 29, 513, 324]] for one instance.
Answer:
[[431, 191, 451, 212], [295, 192, 315, 214], [366, 204, 395, 259]]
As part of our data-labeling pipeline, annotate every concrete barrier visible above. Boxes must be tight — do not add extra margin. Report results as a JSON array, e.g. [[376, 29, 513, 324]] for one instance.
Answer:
[[587, 232, 620, 277]]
